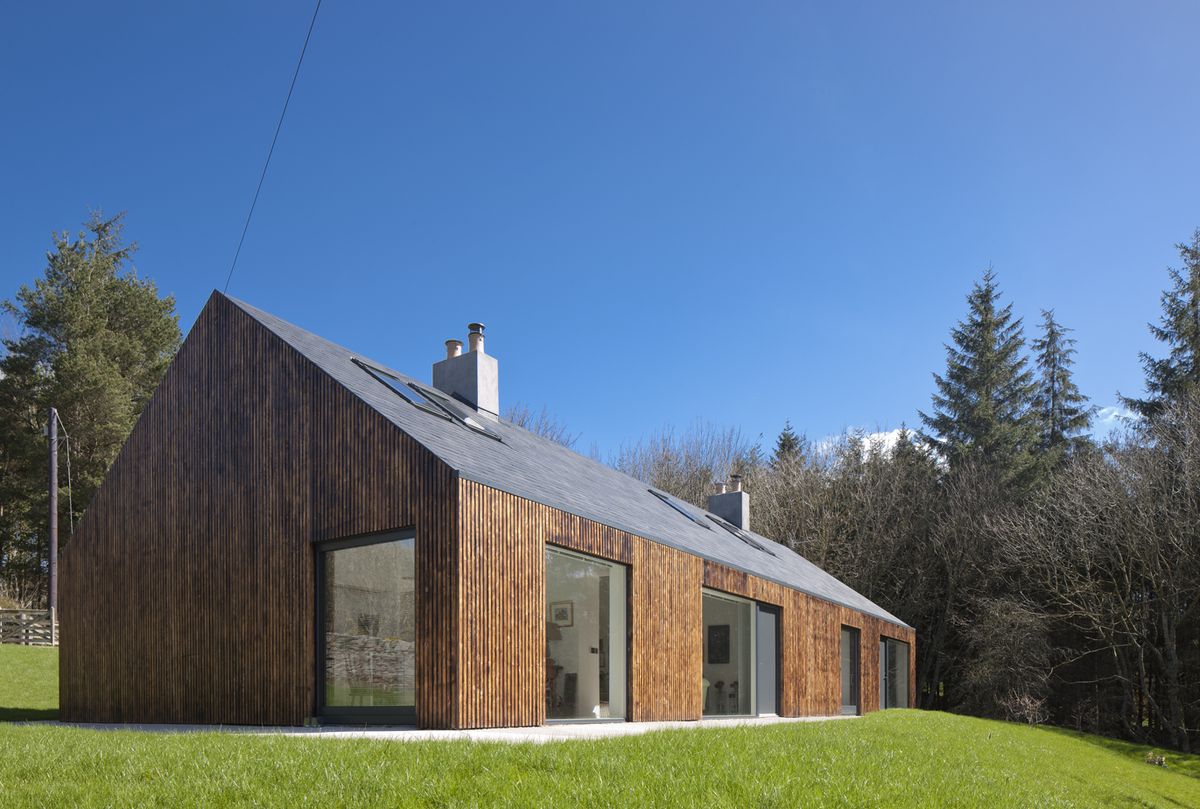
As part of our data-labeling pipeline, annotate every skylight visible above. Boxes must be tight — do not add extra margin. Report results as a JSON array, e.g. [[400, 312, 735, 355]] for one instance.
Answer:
[[354, 359, 450, 420], [411, 382, 503, 442], [354, 358, 503, 443], [648, 490, 712, 530], [708, 514, 777, 556]]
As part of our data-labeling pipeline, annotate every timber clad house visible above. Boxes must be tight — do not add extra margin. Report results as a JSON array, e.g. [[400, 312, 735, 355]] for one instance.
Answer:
[[60, 292, 915, 728]]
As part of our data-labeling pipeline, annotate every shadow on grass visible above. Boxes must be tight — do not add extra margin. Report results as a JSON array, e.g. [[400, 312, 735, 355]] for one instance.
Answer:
[[1042, 726, 1200, 780], [0, 707, 58, 722]]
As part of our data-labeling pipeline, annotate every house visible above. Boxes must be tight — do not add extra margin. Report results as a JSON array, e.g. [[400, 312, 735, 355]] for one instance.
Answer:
[[59, 291, 915, 728]]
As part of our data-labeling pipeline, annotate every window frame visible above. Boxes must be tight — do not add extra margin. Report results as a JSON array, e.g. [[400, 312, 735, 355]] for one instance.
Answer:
[[879, 635, 911, 709], [839, 624, 861, 716], [701, 588, 758, 717], [314, 528, 418, 725], [544, 545, 631, 724]]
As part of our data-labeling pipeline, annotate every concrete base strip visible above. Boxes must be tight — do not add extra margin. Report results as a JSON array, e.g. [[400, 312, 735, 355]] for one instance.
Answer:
[[48, 714, 855, 744]]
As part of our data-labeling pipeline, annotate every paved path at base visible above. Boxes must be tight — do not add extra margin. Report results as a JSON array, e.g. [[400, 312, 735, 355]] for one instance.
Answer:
[[56, 714, 852, 744]]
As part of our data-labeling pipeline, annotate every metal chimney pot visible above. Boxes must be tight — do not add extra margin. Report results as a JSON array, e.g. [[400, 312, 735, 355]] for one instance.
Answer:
[[445, 339, 463, 360], [467, 323, 486, 354]]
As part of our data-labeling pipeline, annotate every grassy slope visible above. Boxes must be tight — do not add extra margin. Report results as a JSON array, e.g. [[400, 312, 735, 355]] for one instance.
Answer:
[[1, 647, 1197, 807]]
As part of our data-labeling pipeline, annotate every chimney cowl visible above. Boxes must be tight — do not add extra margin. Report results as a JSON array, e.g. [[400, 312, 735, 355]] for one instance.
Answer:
[[729, 474, 743, 492], [467, 322, 486, 354]]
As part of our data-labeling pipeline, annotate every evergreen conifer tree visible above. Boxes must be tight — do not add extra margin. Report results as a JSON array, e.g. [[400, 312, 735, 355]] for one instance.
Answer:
[[919, 269, 1039, 488], [771, 420, 804, 467], [1122, 229, 1200, 419], [0, 211, 180, 603], [1031, 310, 1092, 464]]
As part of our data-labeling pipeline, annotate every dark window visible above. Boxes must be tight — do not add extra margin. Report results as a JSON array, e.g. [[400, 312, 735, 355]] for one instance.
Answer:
[[840, 625, 860, 715], [880, 637, 910, 709]]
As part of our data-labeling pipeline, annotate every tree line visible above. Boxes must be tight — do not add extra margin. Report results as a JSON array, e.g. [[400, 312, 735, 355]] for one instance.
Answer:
[[612, 233, 1200, 752]]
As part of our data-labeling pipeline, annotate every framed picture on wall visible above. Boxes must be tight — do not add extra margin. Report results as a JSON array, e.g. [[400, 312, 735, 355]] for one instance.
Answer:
[[550, 601, 574, 628], [708, 624, 730, 664]]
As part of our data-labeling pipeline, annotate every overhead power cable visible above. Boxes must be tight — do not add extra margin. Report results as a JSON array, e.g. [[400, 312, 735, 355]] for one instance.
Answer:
[[223, 0, 323, 294]]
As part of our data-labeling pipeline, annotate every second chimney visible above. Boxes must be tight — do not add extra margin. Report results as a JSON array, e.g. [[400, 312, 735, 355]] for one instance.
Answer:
[[708, 475, 750, 531], [432, 323, 499, 416]]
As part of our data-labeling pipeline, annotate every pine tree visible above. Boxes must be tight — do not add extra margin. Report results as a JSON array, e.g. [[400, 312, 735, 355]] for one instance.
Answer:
[[1031, 310, 1092, 464], [0, 211, 180, 604], [771, 420, 804, 467], [919, 268, 1039, 488], [1122, 229, 1200, 419]]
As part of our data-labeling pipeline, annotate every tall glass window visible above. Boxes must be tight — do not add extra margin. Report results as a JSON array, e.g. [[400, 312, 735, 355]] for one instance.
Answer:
[[702, 590, 755, 715], [880, 637, 910, 709], [546, 547, 627, 720], [840, 626, 860, 715], [319, 531, 415, 720]]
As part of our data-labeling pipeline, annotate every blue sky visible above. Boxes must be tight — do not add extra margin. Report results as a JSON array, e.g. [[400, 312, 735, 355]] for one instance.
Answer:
[[2, 2, 1198, 455]]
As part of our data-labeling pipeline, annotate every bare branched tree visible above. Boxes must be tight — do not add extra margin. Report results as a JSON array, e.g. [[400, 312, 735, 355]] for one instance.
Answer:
[[504, 402, 581, 449], [609, 421, 762, 509]]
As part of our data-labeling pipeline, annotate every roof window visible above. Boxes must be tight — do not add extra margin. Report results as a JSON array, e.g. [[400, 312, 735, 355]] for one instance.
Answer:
[[649, 490, 712, 530], [355, 358, 502, 443], [708, 514, 777, 556], [355, 359, 450, 420]]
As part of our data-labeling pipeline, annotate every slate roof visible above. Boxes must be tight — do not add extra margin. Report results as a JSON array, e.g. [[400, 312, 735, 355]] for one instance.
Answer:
[[229, 295, 909, 628]]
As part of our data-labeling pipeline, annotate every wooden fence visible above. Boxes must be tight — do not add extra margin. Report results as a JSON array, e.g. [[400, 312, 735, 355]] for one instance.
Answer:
[[0, 609, 58, 646]]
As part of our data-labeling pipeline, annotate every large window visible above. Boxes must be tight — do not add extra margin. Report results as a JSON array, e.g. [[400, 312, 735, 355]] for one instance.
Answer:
[[318, 531, 415, 721], [840, 626, 860, 715], [880, 637, 910, 709], [546, 547, 627, 721], [702, 590, 755, 716]]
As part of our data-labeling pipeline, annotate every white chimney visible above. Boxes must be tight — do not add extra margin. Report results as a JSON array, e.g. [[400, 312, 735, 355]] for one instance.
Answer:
[[708, 475, 749, 530], [432, 322, 499, 416]]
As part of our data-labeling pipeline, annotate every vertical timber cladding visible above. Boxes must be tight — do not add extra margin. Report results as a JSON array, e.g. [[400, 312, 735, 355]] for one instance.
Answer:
[[456, 479, 704, 727], [59, 293, 458, 727], [629, 538, 704, 721], [703, 560, 915, 716]]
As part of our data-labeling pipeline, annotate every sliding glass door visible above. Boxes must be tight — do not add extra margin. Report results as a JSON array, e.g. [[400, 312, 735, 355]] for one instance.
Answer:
[[702, 590, 755, 715], [880, 637, 910, 709], [546, 547, 627, 721], [317, 530, 416, 723]]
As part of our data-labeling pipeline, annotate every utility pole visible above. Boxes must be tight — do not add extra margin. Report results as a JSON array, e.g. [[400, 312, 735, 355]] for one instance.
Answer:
[[48, 406, 58, 617]]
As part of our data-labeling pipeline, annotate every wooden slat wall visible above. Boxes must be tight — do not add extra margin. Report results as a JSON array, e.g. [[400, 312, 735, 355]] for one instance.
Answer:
[[457, 483, 913, 728], [456, 480, 703, 726], [703, 560, 916, 715], [59, 293, 458, 727], [629, 538, 703, 721], [457, 481, 545, 728]]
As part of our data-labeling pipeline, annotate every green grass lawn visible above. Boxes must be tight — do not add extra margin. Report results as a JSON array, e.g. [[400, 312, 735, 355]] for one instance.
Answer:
[[0, 643, 58, 721], [2, 646, 1198, 807]]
